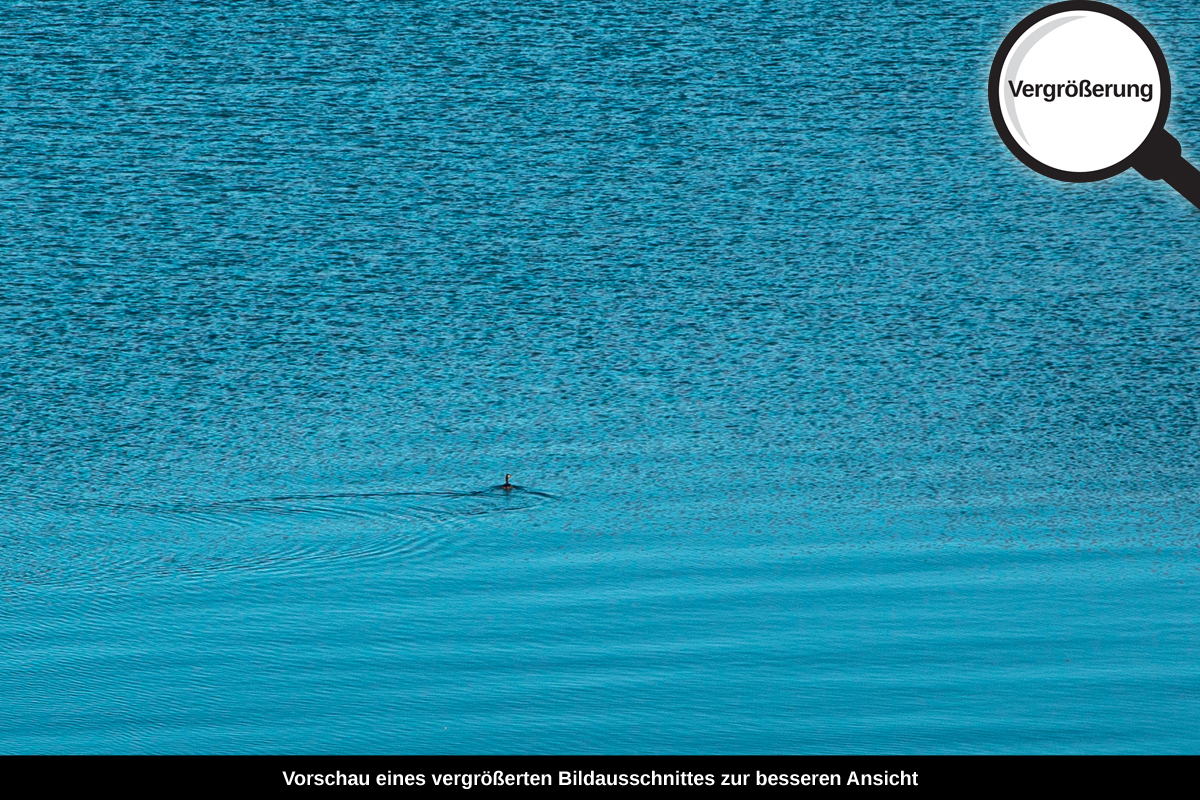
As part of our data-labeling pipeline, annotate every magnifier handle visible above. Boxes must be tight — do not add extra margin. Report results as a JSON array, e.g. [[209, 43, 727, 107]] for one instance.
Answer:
[[1132, 128, 1200, 211]]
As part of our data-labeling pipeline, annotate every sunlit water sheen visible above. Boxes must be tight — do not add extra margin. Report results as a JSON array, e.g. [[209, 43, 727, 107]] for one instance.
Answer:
[[1, 1, 1198, 753]]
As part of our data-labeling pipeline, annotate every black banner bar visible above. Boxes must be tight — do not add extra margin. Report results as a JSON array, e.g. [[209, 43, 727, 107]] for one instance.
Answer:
[[2, 755, 1192, 792]]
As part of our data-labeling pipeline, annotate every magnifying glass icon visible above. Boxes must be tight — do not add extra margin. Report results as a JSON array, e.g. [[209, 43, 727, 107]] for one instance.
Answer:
[[989, 1, 1200, 209]]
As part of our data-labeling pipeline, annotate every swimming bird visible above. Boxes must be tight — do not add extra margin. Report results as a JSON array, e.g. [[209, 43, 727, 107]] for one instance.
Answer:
[[500, 474, 515, 491]]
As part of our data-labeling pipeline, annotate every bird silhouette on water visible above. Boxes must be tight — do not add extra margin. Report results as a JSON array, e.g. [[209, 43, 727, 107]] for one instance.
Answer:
[[500, 474, 515, 491]]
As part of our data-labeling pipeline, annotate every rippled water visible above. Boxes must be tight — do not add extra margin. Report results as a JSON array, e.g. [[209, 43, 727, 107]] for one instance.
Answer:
[[2, 1, 1198, 753]]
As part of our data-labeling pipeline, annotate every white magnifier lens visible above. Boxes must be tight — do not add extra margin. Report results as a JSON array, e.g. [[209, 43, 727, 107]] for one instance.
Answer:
[[989, 2, 1200, 209]]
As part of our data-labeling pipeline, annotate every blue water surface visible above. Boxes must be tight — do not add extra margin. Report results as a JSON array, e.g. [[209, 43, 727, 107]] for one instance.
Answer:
[[1, 1, 1197, 753]]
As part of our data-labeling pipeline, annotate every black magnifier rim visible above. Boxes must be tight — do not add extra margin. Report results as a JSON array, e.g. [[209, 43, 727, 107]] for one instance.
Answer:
[[989, 0, 1171, 183]]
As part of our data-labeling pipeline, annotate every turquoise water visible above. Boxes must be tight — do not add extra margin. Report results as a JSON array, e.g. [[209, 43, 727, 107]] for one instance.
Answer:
[[1, 1, 1198, 753]]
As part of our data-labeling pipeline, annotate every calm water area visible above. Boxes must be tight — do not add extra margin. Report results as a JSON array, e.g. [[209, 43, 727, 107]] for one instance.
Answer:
[[1, 1, 1198, 753]]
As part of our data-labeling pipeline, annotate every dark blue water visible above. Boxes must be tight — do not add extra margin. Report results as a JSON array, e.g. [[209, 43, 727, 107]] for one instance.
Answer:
[[2, 1, 1198, 753]]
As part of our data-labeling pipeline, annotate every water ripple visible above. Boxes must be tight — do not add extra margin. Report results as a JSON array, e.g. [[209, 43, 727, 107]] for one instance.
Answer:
[[0, 486, 555, 589]]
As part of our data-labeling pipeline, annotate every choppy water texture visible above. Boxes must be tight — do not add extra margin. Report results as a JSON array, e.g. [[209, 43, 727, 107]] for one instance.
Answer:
[[1, 1, 1198, 753]]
